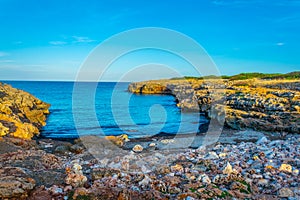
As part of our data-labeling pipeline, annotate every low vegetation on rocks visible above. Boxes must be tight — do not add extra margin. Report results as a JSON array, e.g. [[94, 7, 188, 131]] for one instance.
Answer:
[[128, 72, 300, 134]]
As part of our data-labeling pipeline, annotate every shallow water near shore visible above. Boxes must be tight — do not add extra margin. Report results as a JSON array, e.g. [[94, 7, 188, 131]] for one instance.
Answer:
[[4, 81, 208, 138]]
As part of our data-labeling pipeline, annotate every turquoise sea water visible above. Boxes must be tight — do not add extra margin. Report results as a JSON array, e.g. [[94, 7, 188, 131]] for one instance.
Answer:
[[4, 81, 207, 138]]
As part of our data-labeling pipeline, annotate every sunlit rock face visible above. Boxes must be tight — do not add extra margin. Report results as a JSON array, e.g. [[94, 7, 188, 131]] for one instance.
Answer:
[[129, 78, 300, 133], [0, 82, 50, 139]]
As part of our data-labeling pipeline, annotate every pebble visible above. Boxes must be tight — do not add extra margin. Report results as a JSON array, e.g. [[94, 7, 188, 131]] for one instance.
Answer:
[[139, 175, 152, 186], [257, 179, 269, 187], [54, 145, 70, 154], [160, 139, 175, 144], [149, 143, 156, 147], [222, 162, 233, 175], [205, 151, 219, 160], [169, 186, 181, 194], [198, 174, 211, 185], [72, 163, 83, 174], [279, 164, 293, 173], [131, 186, 140, 192], [219, 153, 227, 158], [65, 173, 87, 188], [171, 164, 184, 173], [132, 144, 144, 153], [252, 174, 263, 179], [44, 143, 53, 148], [293, 169, 299, 176], [65, 163, 87, 187], [49, 185, 63, 195], [278, 188, 294, 198]]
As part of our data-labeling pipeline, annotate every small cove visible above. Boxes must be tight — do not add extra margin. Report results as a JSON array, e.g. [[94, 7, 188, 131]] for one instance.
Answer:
[[4, 81, 208, 139]]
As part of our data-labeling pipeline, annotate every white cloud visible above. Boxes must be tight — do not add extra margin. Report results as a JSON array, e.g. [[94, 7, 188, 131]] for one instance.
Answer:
[[276, 42, 285, 46], [49, 36, 96, 46], [72, 36, 96, 43], [0, 60, 14, 63], [0, 51, 9, 57], [49, 41, 67, 45]]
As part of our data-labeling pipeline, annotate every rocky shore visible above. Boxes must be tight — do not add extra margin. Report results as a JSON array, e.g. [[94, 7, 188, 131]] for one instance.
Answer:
[[0, 133, 299, 199], [128, 77, 300, 134], [1, 79, 300, 199], [0, 82, 50, 139]]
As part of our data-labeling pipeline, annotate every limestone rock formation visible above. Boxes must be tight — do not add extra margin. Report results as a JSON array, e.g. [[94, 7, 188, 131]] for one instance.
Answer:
[[128, 78, 300, 133], [0, 82, 50, 139]]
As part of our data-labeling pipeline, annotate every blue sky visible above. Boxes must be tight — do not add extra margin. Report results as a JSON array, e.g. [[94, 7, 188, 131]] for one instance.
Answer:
[[0, 0, 299, 81]]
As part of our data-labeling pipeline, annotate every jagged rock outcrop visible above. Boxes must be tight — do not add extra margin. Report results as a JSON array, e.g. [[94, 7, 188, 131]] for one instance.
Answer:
[[128, 78, 300, 133], [0, 82, 50, 139]]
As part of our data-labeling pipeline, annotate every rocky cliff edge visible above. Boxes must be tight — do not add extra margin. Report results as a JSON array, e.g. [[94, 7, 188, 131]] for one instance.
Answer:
[[128, 78, 300, 134], [0, 82, 50, 139]]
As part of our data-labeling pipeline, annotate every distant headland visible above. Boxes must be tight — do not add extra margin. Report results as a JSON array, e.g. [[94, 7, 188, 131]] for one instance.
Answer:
[[128, 71, 300, 134]]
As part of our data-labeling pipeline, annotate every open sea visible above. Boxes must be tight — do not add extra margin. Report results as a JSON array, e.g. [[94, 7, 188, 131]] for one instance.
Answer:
[[3, 81, 208, 139]]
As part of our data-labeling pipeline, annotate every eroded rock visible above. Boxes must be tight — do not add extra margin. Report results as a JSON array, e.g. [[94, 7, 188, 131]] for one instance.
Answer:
[[128, 78, 300, 133], [0, 83, 50, 139]]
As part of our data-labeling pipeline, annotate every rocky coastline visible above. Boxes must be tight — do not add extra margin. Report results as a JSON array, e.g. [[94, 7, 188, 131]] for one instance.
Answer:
[[0, 82, 50, 139], [128, 77, 300, 134], [0, 80, 299, 199]]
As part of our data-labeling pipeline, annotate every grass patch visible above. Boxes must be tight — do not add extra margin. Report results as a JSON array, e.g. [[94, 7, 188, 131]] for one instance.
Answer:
[[169, 71, 300, 81], [219, 191, 233, 198], [237, 180, 252, 194], [189, 188, 197, 193]]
